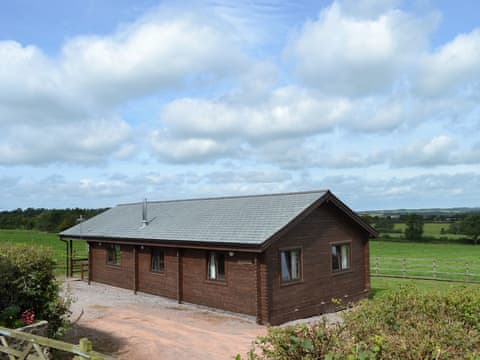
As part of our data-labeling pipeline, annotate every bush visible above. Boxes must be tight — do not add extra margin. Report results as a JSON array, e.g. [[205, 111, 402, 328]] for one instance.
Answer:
[[0, 243, 71, 336], [241, 285, 480, 359]]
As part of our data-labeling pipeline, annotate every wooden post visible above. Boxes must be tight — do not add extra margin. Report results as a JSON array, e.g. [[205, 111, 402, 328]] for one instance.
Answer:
[[466, 261, 470, 282], [63, 239, 69, 278], [133, 246, 138, 294], [402, 258, 406, 278], [177, 249, 182, 304], [433, 259, 437, 279], [69, 239, 73, 278], [375, 257, 379, 276], [255, 253, 262, 324], [88, 242, 92, 285]]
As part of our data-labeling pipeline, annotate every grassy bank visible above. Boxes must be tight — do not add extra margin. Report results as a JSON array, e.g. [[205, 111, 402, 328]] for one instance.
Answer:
[[0, 229, 87, 270], [370, 240, 480, 260]]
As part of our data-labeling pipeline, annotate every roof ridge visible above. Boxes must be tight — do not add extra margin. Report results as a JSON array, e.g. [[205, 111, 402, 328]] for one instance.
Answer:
[[117, 190, 329, 207]]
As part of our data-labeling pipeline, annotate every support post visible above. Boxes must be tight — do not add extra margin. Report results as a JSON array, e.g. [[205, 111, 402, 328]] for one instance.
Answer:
[[133, 246, 138, 294], [177, 249, 182, 304], [69, 239, 73, 277], [255, 253, 262, 324], [61, 239, 68, 278], [88, 242, 92, 285]]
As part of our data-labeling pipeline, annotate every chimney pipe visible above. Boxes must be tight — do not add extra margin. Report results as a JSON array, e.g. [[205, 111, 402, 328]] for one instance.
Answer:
[[142, 198, 148, 226]]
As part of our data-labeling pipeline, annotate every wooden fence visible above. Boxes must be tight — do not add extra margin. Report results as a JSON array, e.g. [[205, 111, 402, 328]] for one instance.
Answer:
[[55, 258, 88, 279], [371, 257, 480, 283], [0, 326, 115, 360]]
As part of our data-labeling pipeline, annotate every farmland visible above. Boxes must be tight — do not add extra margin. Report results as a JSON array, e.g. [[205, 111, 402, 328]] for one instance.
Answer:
[[0, 229, 87, 272], [379, 221, 470, 240], [370, 240, 480, 260], [1, 229, 480, 290]]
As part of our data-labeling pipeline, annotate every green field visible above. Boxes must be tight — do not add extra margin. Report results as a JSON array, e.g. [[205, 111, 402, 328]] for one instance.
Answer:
[[370, 240, 480, 260], [1, 229, 479, 291], [370, 240, 480, 283], [371, 277, 479, 296], [382, 222, 468, 240], [0, 229, 87, 270]]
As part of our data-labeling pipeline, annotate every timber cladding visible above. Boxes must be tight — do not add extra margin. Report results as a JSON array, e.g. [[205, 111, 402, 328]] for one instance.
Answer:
[[76, 191, 375, 326], [182, 249, 257, 315], [266, 202, 370, 325]]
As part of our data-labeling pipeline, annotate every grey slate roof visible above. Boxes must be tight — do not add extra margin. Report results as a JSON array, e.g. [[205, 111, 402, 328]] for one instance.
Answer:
[[59, 190, 328, 246]]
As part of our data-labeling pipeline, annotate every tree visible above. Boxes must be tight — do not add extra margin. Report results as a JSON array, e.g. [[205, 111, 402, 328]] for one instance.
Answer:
[[404, 214, 424, 241], [373, 217, 395, 233], [459, 214, 480, 245]]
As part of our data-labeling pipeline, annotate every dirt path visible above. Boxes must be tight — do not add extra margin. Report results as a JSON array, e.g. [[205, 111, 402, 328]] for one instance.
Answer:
[[63, 280, 266, 359]]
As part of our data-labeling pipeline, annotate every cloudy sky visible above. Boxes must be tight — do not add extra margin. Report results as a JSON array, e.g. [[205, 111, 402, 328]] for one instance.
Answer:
[[1, 0, 480, 211]]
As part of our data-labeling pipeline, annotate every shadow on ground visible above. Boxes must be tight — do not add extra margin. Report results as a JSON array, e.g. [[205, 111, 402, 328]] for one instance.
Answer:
[[54, 323, 126, 359]]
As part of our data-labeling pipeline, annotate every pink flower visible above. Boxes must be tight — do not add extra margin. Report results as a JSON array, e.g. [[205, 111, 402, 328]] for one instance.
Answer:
[[21, 310, 35, 325]]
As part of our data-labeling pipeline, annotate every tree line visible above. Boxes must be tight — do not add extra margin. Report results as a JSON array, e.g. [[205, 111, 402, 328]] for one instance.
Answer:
[[0, 208, 108, 233], [362, 213, 480, 244]]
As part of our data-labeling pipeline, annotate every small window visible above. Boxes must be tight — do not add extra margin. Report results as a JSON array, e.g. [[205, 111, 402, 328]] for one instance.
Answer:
[[280, 249, 301, 282], [332, 243, 350, 272], [151, 248, 165, 273], [207, 252, 225, 281], [107, 244, 120, 265]]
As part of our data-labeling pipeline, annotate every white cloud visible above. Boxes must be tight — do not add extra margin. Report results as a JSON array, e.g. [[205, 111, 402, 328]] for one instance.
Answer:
[[61, 13, 246, 106], [0, 10, 246, 166], [0, 117, 131, 165], [150, 130, 231, 163], [287, 2, 436, 96], [391, 135, 457, 167], [160, 86, 351, 141], [418, 29, 480, 96]]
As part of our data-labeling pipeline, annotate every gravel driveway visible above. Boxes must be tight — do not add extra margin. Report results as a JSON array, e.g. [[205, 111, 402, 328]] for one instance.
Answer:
[[62, 280, 266, 359]]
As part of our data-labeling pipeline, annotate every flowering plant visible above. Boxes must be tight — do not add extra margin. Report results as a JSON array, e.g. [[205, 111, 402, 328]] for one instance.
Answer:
[[21, 309, 35, 325]]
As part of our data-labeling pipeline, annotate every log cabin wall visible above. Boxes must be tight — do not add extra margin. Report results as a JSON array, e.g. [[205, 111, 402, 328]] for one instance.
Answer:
[[181, 249, 257, 316], [265, 202, 370, 325]]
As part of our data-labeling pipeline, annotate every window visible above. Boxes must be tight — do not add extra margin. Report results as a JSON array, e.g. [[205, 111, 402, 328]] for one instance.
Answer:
[[280, 249, 301, 282], [106, 244, 120, 265], [151, 248, 165, 273], [207, 252, 225, 281], [332, 243, 350, 272]]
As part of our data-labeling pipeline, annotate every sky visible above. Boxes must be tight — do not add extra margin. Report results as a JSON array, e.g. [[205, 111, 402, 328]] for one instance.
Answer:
[[1, 0, 480, 211]]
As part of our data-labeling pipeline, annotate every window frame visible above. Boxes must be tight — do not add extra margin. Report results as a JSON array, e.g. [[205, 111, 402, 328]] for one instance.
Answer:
[[206, 251, 226, 282], [150, 247, 165, 273], [106, 244, 121, 266], [330, 241, 352, 274], [279, 247, 303, 285]]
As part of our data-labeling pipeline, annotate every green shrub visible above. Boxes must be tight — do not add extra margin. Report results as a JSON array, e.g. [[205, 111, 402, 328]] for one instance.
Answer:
[[0, 305, 21, 328], [0, 243, 71, 336], [241, 285, 480, 359]]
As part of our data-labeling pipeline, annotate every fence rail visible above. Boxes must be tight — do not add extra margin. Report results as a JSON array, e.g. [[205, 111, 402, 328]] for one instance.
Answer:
[[371, 256, 480, 283], [0, 326, 115, 360]]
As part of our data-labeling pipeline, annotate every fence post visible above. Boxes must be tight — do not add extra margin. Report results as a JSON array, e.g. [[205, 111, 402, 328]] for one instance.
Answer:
[[433, 259, 437, 279], [375, 257, 379, 276], [402, 258, 406, 278], [466, 261, 470, 282]]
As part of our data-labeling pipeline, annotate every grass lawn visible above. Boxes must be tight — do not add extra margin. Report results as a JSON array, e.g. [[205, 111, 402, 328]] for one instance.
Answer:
[[371, 276, 480, 298], [387, 222, 468, 240], [370, 240, 480, 260], [0, 229, 87, 270]]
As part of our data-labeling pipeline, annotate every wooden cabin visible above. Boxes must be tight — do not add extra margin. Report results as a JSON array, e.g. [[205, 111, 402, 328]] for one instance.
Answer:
[[59, 190, 377, 325]]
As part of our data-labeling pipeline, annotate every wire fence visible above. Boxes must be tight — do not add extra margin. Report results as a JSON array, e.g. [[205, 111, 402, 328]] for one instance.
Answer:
[[371, 256, 480, 283]]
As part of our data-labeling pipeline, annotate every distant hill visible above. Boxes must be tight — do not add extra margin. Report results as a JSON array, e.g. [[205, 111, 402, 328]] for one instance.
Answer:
[[360, 207, 480, 218]]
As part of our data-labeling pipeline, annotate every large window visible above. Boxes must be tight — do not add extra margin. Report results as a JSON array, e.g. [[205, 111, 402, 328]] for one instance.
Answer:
[[207, 252, 225, 281], [280, 249, 301, 283], [331, 243, 350, 272], [106, 244, 120, 265], [151, 248, 165, 273]]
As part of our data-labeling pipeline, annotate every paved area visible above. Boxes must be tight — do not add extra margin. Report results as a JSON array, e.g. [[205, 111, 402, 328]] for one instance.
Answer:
[[62, 280, 266, 359]]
